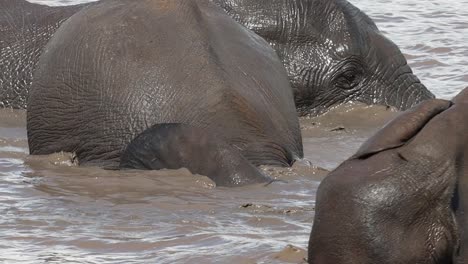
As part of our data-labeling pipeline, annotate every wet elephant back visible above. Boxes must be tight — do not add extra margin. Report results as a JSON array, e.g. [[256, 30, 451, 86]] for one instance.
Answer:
[[0, 0, 87, 109], [27, 0, 302, 167]]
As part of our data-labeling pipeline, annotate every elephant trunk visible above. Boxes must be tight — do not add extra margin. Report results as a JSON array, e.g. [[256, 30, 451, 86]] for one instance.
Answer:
[[388, 68, 435, 110], [360, 30, 436, 110], [359, 63, 435, 111]]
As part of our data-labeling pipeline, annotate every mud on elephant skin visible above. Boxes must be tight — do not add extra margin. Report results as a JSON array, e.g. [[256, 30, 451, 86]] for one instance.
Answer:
[[26, 0, 303, 187], [0, 0, 88, 109], [213, 0, 435, 115], [308, 88, 468, 263], [119, 124, 273, 187]]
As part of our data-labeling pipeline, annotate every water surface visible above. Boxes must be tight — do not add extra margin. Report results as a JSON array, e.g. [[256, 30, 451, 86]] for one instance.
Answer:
[[0, 105, 397, 263], [2, 0, 467, 263]]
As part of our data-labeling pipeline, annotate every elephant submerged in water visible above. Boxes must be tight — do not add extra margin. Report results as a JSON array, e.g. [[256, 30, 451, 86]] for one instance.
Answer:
[[27, 0, 302, 186], [4, 0, 433, 115], [308, 87, 468, 263], [213, 0, 435, 115]]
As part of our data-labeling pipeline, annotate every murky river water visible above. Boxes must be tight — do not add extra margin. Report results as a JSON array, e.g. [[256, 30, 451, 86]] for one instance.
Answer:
[[1, 0, 467, 263]]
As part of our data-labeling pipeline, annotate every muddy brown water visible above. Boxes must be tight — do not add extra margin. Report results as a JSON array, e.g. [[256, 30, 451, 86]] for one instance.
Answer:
[[0, 105, 397, 263], [2, 0, 468, 262]]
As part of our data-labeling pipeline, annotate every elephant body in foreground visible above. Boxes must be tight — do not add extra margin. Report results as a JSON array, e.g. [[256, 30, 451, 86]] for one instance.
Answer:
[[27, 0, 303, 186]]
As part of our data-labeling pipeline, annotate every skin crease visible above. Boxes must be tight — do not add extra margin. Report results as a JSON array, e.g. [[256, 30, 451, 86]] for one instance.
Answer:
[[2, 0, 433, 115], [308, 88, 468, 263], [211, 0, 435, 115], [0, 0, 87, 108], [119, 124, 272, 187], [26, 0, 303, 186]]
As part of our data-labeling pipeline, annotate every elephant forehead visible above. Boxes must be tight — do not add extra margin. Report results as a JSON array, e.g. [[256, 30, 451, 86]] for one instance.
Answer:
[[319, 0, 378, 53]]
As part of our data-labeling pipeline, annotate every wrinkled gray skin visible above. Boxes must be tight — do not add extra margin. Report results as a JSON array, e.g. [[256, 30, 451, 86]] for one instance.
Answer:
[[309, 88, 468, 263], [212, 0, 435, 115], [120, 124, 272, 186], [27, 0, 303, 187], [3, 0, 434, 114], [0, 0, 87, 108]]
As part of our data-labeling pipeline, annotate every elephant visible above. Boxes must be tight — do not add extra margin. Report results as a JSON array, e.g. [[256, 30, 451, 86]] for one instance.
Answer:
[[0, 0, 87, 108], [308, 88, 468, 263], [26, 0, 303, 186], [210, 0, 436, 115], [3, 0, 434, 115]]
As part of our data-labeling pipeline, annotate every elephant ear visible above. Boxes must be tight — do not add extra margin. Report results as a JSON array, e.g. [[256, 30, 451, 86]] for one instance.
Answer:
[[119, 123, 272, 187], [353, 99, 452, 159]]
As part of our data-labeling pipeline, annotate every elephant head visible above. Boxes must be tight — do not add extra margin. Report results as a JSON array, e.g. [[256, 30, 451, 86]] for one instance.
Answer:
[[308, 88, 468, 263], [212, 0, 435, 115]]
